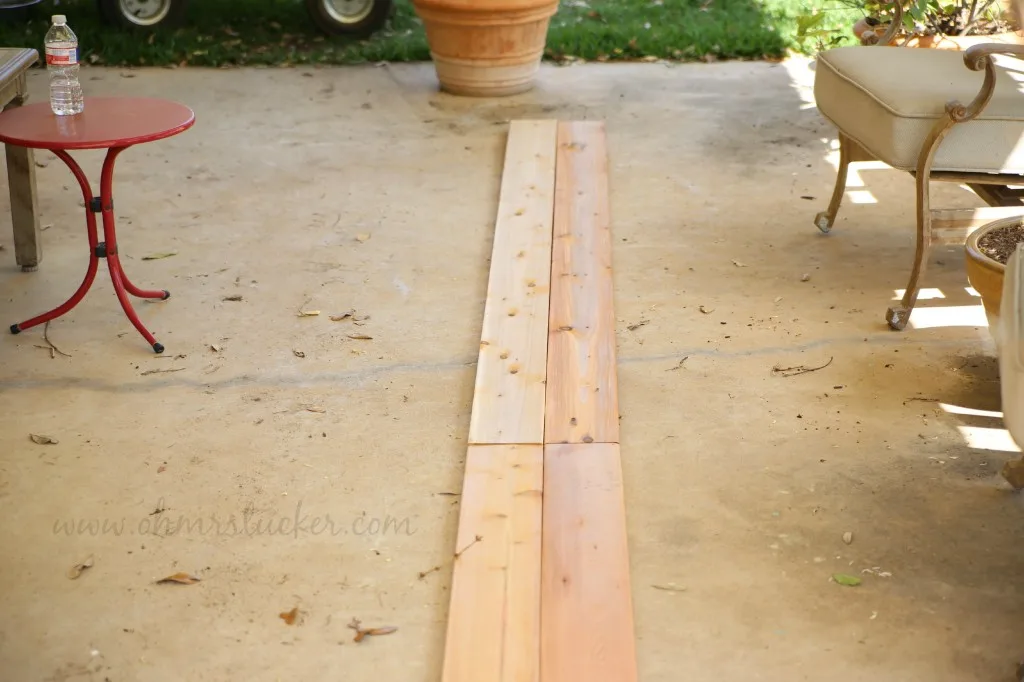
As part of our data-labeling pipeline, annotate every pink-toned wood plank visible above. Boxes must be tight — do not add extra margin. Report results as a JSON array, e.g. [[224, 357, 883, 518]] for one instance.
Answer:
[[541, 442, 637, 682], [442, 444, 544, 682], [545, 121, 619, 444]]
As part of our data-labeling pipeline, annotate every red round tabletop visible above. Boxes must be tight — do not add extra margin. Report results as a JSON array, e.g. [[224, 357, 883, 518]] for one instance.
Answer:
[[0, 96, 194, 150]]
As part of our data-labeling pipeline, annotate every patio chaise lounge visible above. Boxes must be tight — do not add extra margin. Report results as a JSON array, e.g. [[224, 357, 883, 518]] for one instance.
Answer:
[[812, 3, 1024, 330]]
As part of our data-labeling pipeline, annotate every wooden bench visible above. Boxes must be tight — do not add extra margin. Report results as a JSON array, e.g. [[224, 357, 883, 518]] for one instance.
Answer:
[[0, 48, 40, 271]]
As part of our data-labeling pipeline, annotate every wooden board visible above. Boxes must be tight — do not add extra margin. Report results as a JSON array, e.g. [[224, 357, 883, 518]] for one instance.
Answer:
[[540, 442, 637, 682], [930, 206, 1024, 245], [469, 120, 558, 445], [441, 444, 544, 682], [444, 119, 634, 682], [545, 121, 619, 444]]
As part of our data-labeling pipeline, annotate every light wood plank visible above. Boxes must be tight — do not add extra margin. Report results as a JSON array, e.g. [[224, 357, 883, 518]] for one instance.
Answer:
[[545, 121, 619, 444], [442, 444, 544, 682], [469, 120, 558, 444], [541, 442, 637, 682], [931, 206, 1024, 245]]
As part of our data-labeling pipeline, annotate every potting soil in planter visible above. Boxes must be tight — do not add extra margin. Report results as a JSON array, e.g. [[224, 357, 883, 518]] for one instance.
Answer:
[[978, 221, 1024, 264]]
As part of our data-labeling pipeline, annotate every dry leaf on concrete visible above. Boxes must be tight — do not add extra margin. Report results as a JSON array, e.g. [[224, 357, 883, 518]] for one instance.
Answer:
[[651, 583, 686, 592], [347, 334, 373, 340], [293, 350, 306, 358], [366, 626, 397, 637], [67, 555, 94, 580], [29, 434, 58, 445], [297, 310, 320, 317], [355, 234, 370, 243], [155, 572, 201, 585], [280, 607, 300, 625], [831, 573, 862, 587], [142, 252, 177, 261], [348, 617, 397, 643]]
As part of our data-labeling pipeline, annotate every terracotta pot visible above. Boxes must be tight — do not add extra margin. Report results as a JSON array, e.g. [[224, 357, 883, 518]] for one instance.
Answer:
[[411, 0, 558, 97], [859, 23, 1024, 49], [965, 216, 1018, 320], [905, 30, 1024, 49]]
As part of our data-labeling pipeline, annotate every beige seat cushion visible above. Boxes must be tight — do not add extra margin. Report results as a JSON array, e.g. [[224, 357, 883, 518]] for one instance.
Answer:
[[815, 45, 1024, 173]]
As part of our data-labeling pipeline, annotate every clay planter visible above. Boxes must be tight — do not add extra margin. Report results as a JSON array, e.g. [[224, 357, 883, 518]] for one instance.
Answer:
[[904, 30, 1024, 49], [854, 18, 1024, 49], [965, 216, 1022, 319], [411, 0, 559, 97]]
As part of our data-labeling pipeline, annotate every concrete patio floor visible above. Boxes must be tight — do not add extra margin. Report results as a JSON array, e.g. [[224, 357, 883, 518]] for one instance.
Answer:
[[1, 58, 1022, 681]]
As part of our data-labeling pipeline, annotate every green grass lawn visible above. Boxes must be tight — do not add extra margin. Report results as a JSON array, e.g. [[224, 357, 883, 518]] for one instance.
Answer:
[[0, 0, 861, 67]]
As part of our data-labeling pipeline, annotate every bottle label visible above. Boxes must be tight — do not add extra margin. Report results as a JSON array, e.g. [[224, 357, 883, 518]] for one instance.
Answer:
[[45, 47, 78, 66]]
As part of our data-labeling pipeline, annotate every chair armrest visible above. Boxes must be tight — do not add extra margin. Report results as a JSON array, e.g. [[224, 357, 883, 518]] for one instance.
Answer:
[[964, 42, 1024, 67], [944, 42, 1024, 123], [861, 6, 1019, 126]]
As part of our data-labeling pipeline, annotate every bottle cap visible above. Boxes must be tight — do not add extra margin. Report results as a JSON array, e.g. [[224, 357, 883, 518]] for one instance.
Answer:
[[52, 15, 66, 24]]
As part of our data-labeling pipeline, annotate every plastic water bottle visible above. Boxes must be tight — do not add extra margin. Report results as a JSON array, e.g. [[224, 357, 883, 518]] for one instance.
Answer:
[[45, 15, 84, 116]]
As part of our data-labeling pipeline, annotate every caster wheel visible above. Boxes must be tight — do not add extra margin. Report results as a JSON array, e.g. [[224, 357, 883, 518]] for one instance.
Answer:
[[305, 0, 393, 38], [96, 0, 189, 30]]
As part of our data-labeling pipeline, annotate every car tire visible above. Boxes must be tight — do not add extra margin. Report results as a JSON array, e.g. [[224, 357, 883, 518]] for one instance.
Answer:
[[96, 0, 188, 30], [305, 0, 392, 38]]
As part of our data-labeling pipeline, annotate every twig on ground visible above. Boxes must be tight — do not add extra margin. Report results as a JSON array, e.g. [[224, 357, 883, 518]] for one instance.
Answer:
[[418, 565, 441, 580], [419, 534, 484, 580], [454, 534, 483, 560], [771, 356, 833, 377], [140, 367, 185, 376], [666, 357, 688, 371], [37, 321, 71, 359], [296, 296, 319, 317]]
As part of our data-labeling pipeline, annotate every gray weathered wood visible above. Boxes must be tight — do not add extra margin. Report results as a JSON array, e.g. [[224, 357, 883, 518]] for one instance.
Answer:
[[0, 48, 41, 271]]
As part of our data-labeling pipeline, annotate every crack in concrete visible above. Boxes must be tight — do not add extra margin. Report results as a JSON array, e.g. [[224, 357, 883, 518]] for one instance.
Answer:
[[0, 332, 982, 393]]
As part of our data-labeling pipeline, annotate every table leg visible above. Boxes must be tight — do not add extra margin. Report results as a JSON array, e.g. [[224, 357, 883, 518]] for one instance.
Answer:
[[9, 147, 170, 353], [98, 147, 170, 353], [4, 95, 42, 272], [9, 150, 100, 336]]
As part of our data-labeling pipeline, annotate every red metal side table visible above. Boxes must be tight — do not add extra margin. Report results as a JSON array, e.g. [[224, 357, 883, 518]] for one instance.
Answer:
[[0, 96, 195, 353]]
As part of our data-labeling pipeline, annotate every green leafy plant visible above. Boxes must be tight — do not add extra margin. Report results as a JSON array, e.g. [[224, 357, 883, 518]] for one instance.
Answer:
[[794, 0, 1018, 54], [794, 10, 851, 51], [891, 0, 1013, 37]]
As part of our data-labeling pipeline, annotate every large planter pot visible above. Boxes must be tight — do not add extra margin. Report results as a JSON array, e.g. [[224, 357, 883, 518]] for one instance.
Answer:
[[904, 30, 1024, 49], [965, 216, 1020, 322], [411, 0, 559, 97], [854, 18, 1024, 49]]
